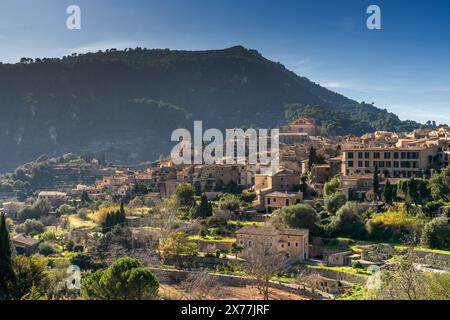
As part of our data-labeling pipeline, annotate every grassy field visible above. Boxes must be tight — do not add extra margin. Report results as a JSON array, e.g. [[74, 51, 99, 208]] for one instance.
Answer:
[[189, 234, 236, 243], [66, 215, 96, 229], [309, 265, 370, 277], [228, 220, 266, 227]]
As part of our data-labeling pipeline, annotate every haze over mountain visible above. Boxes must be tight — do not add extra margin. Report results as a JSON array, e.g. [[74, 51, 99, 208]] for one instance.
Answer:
[[0, 45, 421, 171]]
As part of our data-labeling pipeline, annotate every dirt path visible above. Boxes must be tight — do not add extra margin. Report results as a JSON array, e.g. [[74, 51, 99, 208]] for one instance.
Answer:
[[160, 283, 311, 300]]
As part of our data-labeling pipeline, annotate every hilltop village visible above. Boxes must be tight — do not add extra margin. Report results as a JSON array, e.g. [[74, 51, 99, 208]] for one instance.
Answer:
[[1, 117, 450, 300]]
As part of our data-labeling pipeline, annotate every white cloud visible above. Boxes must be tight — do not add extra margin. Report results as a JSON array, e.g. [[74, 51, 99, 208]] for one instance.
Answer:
[[322, 81, 355, 89]]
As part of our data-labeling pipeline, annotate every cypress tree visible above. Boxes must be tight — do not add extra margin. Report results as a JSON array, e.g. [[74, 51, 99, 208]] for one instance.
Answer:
[[308, 147, 317, 170], [191, 194, 213, 219], [118, 203, 126, 224], [0, 213, 15, 297], [373, 166, 380, 201], [382, 180, 393, 204]]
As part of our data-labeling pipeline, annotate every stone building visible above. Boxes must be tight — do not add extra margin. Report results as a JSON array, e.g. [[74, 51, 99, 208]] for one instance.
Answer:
[[341, 145, 439, 178], [235, 226, 309, 262], [264, 191, 303, 213]]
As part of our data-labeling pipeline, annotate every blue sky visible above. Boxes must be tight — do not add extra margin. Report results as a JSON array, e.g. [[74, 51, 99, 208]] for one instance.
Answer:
[[0, 0, 449, 124]]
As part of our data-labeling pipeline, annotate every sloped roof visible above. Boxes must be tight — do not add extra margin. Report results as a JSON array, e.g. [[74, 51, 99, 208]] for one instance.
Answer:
[[12, 234, 40, 247], [265, 191, 302, 198]]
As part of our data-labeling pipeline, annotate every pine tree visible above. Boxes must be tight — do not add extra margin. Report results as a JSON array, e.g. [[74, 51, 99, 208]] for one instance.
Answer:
[[0, 213, 15, 298]]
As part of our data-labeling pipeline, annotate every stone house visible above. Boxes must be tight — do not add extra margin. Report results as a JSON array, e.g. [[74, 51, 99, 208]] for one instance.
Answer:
[[324, 250, 354, 266], [264, 191, 303, 213], [235, 226, 309, 262], [308, 275, 343, 294], [254, 169, 301, 211], [37, 191, 67, 207], [12, 234, 40, 255], [284, 117, 316, 136]]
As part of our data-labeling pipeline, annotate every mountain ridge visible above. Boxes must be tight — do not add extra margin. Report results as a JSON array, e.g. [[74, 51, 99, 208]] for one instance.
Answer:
[[0, 45, 421, 171]]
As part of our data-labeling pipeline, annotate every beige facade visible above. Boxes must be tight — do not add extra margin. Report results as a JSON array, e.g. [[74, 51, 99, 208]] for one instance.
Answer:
[[284, 117, 316, 136], [341, 175, 374, 193], [254, 169, 301, 211], [192, 164, 242, 191], [236, 226, 309, 262], [342, 145, 439, 178], [309, 275, 343, 294], [158, 179, 179, 198], [264, 191, 303, 213], [254, 169, 300, 192], [37, 191, 67, 206], [279, 132, 310, 145]]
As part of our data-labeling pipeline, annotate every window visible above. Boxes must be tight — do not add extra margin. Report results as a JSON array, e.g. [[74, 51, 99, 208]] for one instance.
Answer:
[[394, 152, 399, 159], [295, 243, 298, 247], [358, 161, 363, 167], [348, 152, 354, 159], [248, 240, 252, 247], [374, 152, 380, 159], [285, 199, 290, 206], [365, 152, 370, 159], [394, 161, 399, 168], [348, 161, 354, 168], [288, 242, 291, 247], [384, 152, 391, 159], [358, 152, 363, 159], [365, 161, 370, 167]]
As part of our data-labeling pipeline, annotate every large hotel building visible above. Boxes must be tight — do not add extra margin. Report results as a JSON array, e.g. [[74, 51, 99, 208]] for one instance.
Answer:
[[342, 145, 439, 178]]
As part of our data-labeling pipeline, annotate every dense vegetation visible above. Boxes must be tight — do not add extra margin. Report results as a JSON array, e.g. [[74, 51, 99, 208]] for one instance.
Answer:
[[0, 46, 422, 171], [0, 154, 108, 199], [284, 104, 422, 136]]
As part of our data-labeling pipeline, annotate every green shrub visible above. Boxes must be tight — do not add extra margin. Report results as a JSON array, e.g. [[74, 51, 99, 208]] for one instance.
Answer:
[[421, 216, 450, 250], [327, 202, 366, 238], [16, 219, 45, 236], [324, 192, 347, 214], [38, 242, 56, 256]]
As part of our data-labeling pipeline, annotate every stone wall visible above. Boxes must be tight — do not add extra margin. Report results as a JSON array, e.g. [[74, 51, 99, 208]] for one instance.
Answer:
[[148, 267, 324, 299], [307, 268, 367, 285]]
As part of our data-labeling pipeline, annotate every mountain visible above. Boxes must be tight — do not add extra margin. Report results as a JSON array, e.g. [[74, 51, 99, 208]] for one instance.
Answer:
[[0, 45, 420, 171]]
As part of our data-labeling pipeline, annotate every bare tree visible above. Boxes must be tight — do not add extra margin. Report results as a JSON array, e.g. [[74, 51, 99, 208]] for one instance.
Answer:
[[242, 247, 287, 300], [294, 265, 314, 290], [376, 249, 427, 300], [180, 271, 222, 300]]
